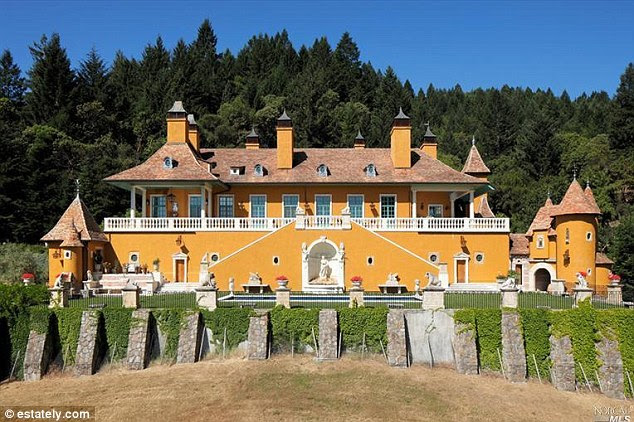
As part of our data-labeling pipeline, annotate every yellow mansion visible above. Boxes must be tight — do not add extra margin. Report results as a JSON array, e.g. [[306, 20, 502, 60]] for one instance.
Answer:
[[42, 101, 613, 293]]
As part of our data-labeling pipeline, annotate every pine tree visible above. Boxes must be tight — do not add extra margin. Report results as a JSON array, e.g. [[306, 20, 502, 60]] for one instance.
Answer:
[[0, 50, 26, 103], [611, 63, 634, 151]]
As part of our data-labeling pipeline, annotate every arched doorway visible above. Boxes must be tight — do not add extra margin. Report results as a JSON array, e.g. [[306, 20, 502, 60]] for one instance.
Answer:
[[534, 269, 551, 291]]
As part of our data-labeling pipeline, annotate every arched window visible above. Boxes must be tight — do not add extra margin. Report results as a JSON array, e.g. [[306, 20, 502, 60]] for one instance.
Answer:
[[254, 164, 264, 177], [565, 228, 570, 244], [317, 164, 328, 177], [163, 156, 174, 169], [366, 163, 377, 177]]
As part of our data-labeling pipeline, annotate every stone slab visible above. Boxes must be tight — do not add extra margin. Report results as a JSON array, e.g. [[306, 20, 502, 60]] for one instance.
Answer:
[[247, 314, 269, 360], [405, 310, 455, 366], [501, 312, 526, 382], [126, 310, 152, 370], [23, 330, 52, 382], [550, 335, 576, 391], [318, 309, 338, 360], [387, 310, 408, 367], [597, 336, 625, 399], [176, 312, 203, 364], [453, 322, 479, 375], [75, 311, 103, 376]]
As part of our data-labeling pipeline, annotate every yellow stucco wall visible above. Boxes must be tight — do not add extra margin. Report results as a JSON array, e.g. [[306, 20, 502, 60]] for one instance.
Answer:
[[555, 214, 597, 286]]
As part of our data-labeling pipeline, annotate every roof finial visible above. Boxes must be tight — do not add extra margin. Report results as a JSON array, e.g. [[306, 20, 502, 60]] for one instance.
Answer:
[[75, 179, 80, 198], [586, 180, 590, 189], [572, 167, 577, 181], [472, 135, 476, 146], [547, 189, 551, 199]]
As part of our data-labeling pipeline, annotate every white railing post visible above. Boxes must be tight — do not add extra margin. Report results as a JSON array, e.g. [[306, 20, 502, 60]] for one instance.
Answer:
[[295, 207, 305, 230]]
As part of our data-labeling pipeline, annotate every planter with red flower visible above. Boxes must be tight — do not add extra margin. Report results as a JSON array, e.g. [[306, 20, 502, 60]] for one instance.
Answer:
[[350, 275, 363, 289], [608, 272, 622, 285], [275, 275, 289, 289], [22, 273, 35, 285]]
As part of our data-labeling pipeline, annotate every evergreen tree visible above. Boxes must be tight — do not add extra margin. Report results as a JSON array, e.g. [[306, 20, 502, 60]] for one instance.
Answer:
[[0, 50, 26, 103], [611, 63, 634, 151]]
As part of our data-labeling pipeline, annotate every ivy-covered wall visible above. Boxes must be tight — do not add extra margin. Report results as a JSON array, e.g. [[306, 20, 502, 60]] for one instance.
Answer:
[[338, 307, 388, 353], [200, 308, 255, 350]]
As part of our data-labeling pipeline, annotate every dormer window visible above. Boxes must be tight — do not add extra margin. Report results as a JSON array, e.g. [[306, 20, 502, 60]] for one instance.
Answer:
[[230, 166, 244, 176], [163, 156, 174, 169], [254, 164, 264, 177], [317, 164, 328, 177], [365, 163, 377, 177]]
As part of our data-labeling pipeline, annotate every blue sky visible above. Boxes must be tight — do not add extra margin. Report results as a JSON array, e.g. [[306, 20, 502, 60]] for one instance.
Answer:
[[2, 0, 633, 97]]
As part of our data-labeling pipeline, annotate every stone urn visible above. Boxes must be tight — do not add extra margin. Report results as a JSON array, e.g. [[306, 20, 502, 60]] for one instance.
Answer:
[[277, 279, 289, 289]]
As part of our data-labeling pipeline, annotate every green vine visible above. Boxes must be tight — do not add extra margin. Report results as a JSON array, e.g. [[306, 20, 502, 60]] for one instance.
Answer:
[[519, 309, 551, 380], [474, 309, 502, 371], [200, 308, 255, 350], [153, 309, 187, 360], [597, 309, 634, 397], [102, 308, 133, 362], [52, 308, 84, 367], [270, 306, 320, 353], [338, 307, 387, 353]]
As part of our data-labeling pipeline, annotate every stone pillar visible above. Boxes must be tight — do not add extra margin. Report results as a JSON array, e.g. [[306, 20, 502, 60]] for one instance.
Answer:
[[422, 287, 445, 310], [349, 286, 364, 308], [318, 309, 338, 360], [597, 336, 625, 399], [49, 287, 68, 308], [122, 284, 140, 309], [549, 279, 566, 295], [126, 310, 152, 370], [195, 287, 218, 311], [176, 312, 203, 364], [607, 283, 623, 305], [549, 335, 576, 391], [275, 286, 290, 308], [295, 207, 305, 230], [75, 311, 103, 376], [501, 312, 526, 382], [247, 313, 269, 360], [453, 323, 479, 375], [341, 208, 351, 229], [500, 288, 519, 309], [23, 330, 52, 381], [387, 310, 408, 367], [573, 287, 593, 307]]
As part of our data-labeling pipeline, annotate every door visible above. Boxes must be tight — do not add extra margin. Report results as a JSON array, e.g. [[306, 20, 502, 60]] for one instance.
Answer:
[[315, 195, 331, 227], [380, 195, 396, 228], [175, 260, 184, 283], [456, 260, 466, 283]]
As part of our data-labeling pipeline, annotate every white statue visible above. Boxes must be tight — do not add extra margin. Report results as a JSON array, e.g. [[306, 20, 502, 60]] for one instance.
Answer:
[[248, 272, 261, 284], [414, 279, 421, 293], [341, 205, 350, 214], [86, 270, 94, 282], [202, 272, 216, 288], [500, 277, 516, 290], [124, 278, 138, 289], [425, 272, 441, 287], [339, 242, 345, 252], [229, 277, 235, 292], [53, 273, 64, 289], [576, 272, 588, 289], [386, 273, 399, 285], [302, 242, 308, 254], [319, 256, 331, 280]]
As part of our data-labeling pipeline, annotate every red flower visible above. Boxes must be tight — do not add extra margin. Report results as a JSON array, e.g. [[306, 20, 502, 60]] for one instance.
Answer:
[[22, 273, 35, 279], [350, 276, 363, 282], [275, 275, 288, 281], [609, 273, 621, 281], [579, 271, 588, 277]]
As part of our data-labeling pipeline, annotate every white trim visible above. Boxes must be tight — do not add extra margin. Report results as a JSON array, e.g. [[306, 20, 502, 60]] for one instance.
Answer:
[[474, 252, 485, 264], [411, 188, 416, 218], [347, 194, 365, 218], [428, 252, 440, 264], [172, 252, 188, 283], [428, 203, 444, 218], [130, 187, 137, 219], [249, 194, 267, 218], [536, 235, 545, 249], [453, 252, 470, 284], [188, 194, 203, 218], [586, 231, 593, 242], [315, 194, 332, 216], [282, 194, 300, 218], [217, 194, 235, 218], [468, 191, 475, 219], [529, 262, 556, 291], [149, 194, 166, 218], [379, 194, 397, 218]]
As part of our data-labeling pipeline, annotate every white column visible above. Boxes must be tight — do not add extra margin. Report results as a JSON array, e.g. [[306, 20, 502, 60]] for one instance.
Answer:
[[450, 192, 456, 218], [141, 189, 146, 218], [200, 186, 206, 218], [411, 188, 416, 218], [469, 192, 474, 219], [130, 187, 136, 219]]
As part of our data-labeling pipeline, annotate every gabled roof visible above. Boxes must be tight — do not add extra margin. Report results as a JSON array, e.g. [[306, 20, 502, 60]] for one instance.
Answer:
[[461, 144, 491, 175], [41, 196, 108, 243], [104, 142, 218, 184], [596, 252, 614, 265], [551, 179, 601, 216], [510, 233, 529, 256], [477, 195, 495, 218], [526, 197, 554, 236], [199, 148, 488, 185]]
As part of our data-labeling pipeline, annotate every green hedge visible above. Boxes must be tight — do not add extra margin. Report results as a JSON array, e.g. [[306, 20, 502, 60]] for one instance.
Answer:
[[153, 309, 187, 360], [102, 308, 133, 362], [519, 309, 551, 380], [270, 306, 319, 353], [200, 308, 255, 350], [597, 309, 634, 397], [338, 307, 387, 353]]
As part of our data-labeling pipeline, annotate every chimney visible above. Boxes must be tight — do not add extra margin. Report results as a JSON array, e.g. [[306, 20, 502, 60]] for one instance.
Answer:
[[167, 101, 188, 143], [420, 122, 437, 159], [187, 114, 199, 150], [354, 130, 366, 149], [276, 109, 293, 169], [246, 126, 260, 150], [390, 107, 411, 168]]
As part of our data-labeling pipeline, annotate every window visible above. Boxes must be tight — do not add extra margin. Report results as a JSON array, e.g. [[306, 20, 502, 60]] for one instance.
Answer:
[[380, 195, 396, 218], [210, 253, 220, 263], [272, 256, 280, 265], [229, 167, 242, 175], [218, 195, 234, 218], [429, 253, 439, 263], [475, 253, 485, 263], [317, 164, 328, 177], [151, 195, 167, 218], [63, 250, 72, 260], [282, 195, 299, 218], [163, 156, 173, 169], [428, 204, 443, 218], [565, 228, 570, 244], [348, 195, 364, 218], [254, 164, 264, 177], [189, 195, 202, 218], [536, 235, 545, 249], [315, 195, 331, 216], [250, 195, 266, 218], [586, 232, 593, 241], [587, 268, 592, 275], [365, 163, 377, 177], [367, 256, 374, 266]]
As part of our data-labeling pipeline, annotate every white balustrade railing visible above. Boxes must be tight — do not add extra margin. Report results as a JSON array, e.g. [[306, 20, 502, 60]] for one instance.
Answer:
[[103, 216, 509, 233]]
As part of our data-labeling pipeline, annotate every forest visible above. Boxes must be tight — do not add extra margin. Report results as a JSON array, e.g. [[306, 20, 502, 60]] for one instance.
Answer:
[[0, 20, 633, 289]]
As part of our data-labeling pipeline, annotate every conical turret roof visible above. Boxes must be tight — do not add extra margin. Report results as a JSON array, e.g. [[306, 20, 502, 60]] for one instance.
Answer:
[[526, 197, 555, 235], [461, 140, 490, 174], [41, 195, 108, 244], [551, 179, 601, 216]]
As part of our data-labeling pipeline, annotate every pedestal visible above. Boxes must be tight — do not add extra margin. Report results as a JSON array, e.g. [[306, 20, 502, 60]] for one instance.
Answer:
[[275, 287, 291, 308], [422, 287, 445, 310], [501, 288, 519, 309], [573, 287, 593, 307], [195, 287, 218, 311], [122, 285, 140, 309], [548, 279, 566, 295], [349, 287, 364, 307], [48, 287, 68, 308], [607, 283, 623, 305]]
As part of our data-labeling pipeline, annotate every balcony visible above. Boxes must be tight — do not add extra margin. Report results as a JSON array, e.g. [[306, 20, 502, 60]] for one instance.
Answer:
[[103, 216, 510, 233]]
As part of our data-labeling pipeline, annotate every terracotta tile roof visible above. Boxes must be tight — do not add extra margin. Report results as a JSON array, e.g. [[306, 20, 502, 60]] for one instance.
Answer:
[[41, 196, 108, 243], [104, 143, 218, 183], [461, 145, 490, 175], [199, 148, 485, 185], [477, 195, 495, 218], [551, 180, 601, 216], [510, 233, 529, 256], [584, 185, 601, 213], [596, 252, 614, 265], [526, 197, 554, 235]]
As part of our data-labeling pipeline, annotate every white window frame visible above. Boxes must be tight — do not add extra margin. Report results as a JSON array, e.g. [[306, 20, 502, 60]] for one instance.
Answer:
[[249, 194, 267, 218], [474, 252, 485, 264], [282, 194, 300, 219], [379, 194, 397, 218], [188, 194, 203, 218], [536, 235, 545, 249], [347, 194, 365, 219], [315, 194, 332, 216], [428, 204, 443, 218], [586, 232, 593, 242], [428, 252, 440, 264], [150, 194, 167, 218], [217, 194, 235, 218]]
